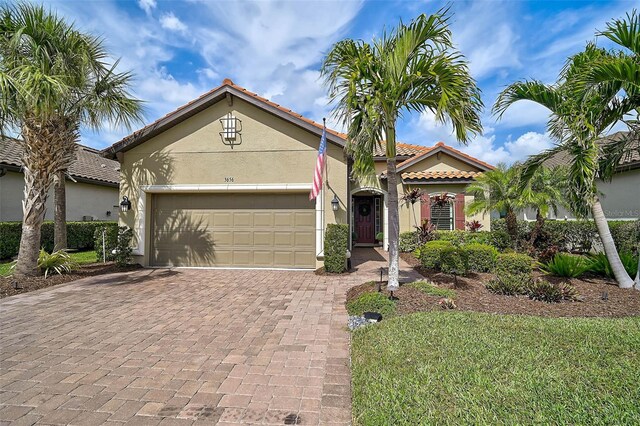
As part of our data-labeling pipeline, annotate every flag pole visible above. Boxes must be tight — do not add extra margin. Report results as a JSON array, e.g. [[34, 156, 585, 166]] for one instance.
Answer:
[[322, 118, 326, 254]]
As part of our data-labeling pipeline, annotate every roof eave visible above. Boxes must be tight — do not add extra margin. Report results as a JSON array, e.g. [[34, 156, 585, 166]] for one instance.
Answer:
[[101, 85, 345, 159]]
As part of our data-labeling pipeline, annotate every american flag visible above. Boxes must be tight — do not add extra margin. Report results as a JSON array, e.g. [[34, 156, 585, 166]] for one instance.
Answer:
[[309, 125, 327, 200]]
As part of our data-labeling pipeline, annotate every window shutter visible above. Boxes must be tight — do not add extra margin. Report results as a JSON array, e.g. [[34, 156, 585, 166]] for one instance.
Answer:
[[420, 195, 431, 223], [454, 193, 465, 230]]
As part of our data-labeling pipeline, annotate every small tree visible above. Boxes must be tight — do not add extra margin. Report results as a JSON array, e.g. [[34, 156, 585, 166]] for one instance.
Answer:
[[466, 164, 523, 244], [322, 10, 482, 293]]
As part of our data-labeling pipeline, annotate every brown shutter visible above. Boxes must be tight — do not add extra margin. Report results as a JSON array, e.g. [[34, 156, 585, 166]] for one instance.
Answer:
[[420, 195, 431, 223], [454, 193, 465, 230]]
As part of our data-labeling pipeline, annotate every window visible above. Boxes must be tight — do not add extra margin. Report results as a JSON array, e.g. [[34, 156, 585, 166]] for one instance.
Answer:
[[430, 202, 453, 230], [374, 197, 381, 239]]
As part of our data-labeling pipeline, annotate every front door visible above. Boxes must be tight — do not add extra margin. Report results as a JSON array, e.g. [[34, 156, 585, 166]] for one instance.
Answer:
[[354, 197, 374, 244]]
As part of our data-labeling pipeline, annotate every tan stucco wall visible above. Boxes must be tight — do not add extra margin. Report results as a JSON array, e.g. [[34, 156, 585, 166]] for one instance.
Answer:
[[355, 153, 490, 236], [119, 97, 348, 267], [401, 153, 483, 174], [519, 168, 640, 221], [0, 170, 119, 222]]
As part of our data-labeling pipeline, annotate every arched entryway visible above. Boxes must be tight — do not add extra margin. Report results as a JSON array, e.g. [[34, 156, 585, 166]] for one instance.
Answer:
[[350, 187, 388, 250]]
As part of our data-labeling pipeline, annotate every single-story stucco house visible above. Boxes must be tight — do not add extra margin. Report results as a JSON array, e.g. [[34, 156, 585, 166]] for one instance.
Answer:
[[102, 79, 494, 269], [519, 131, 640, 222], [0, 137, 120, 222]]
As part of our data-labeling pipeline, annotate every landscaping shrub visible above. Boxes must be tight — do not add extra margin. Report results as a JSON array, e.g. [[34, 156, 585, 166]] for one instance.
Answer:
[[540, 253, 589, 278], [347, 292, 396, 318], [609, 220, 640, 254], [491, 218, 640, 255], [408, 281, 456, 298], [435, 230, 492, 246], [464, 243, 498, 272], [440, 246, 469, 275], [494, 252, 533, 278], [526, 279, 563, 303], [485, 274, 529, 295], [37, 249, 79, 278], [323, 223, 349, 273], [0, 221, 117, 260], [399, 231, 420, 253], [438, 298, 457, 309], [418, 240, 453, 270], [586, 252, 639, 278], [94, 225, 134, 267], [488, 229, 511, 251]]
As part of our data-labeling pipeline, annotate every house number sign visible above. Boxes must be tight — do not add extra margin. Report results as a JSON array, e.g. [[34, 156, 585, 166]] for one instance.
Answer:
[[224, 177, 234, 183]]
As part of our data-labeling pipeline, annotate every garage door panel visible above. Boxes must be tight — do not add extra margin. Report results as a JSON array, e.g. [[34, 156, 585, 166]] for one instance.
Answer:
[[152, 193, 316, 268], [294, 231, 315, 247], [233, 231, 253, 246], [294, 212, 315, 227], [253, 231, 273, 246]]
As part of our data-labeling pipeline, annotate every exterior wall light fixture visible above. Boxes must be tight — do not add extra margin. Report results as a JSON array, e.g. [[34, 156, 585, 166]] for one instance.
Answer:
[[120, 196, 131, 212], [331, 194, 340, 211]]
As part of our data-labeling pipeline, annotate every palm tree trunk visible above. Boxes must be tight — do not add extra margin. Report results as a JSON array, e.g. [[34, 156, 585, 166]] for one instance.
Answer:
[[591, 198, 634, 288], [14, 118, 78, 276], [529, 210, 545, 247], [54, 170, 67, 251], [386, 127, 400, 293], [505, 208, 518, 247], [14, 165, 49, 276]]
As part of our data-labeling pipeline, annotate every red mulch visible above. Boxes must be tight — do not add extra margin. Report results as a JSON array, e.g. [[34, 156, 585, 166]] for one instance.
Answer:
[[0, 263, 141, 299], [346, 253, 640, 318]]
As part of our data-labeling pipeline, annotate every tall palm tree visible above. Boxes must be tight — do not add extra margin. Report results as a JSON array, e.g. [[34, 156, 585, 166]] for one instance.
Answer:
[[0, 4, 142, 275], [494, 43, 637, 288], [522, 166, 568, 246], [465, 164, 523, 244], [321, 10, 482, 292]]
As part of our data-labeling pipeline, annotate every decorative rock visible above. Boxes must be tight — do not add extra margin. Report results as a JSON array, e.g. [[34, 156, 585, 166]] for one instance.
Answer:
[[348, 316, 370, 330]]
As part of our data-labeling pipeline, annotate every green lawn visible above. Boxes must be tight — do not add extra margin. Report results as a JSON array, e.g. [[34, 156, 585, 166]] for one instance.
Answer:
[[0, 250, 97, 277], [352, 312, 640, 425]]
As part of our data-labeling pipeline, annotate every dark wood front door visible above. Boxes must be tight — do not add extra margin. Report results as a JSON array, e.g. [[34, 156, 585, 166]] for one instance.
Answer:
[[355, 197, 374, 244]]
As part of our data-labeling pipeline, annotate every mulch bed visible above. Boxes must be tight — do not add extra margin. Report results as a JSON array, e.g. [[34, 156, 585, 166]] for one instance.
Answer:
[[0, 263, 141, 299], [346, 253, 640, 318]]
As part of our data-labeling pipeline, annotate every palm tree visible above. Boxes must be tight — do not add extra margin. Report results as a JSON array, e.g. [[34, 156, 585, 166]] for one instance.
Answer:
[[522, 166, 568, 246], [0, 4, 142, 275], [321, 10, 482, 292], [465, 164, 522, 244], [494, 43, 637, 288]]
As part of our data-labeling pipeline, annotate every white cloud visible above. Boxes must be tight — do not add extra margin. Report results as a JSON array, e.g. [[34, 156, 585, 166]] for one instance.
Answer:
[[458, 131, 554, 166], [160, 12, 187, 33], [450, 1, 521, 79], [504, 131, 554, 159], [137, 0, 156, 15]]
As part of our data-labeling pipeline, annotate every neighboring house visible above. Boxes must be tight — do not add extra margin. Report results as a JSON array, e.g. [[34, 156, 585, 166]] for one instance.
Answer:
[[520, 131, 640, 221], [102, 79, 494, 269], [0, 137, 120, 222]]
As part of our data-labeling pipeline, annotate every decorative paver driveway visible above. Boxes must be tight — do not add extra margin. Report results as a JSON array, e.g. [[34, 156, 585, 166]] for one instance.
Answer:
[[0, 268, 358, 425]]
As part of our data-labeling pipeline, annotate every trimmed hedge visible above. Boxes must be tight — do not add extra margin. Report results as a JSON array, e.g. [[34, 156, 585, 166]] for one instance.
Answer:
[[465, 243, 498, 272], [495, 252, 534, 278], [324, 224, 349, 273], [417, 240, 453, 270], [94, 225, 134, 266], [435, 230, 492, 246], [399, 231, 421, 253], [440, 246, 469, 275], [0, 221, 117, 260], [491, 218, 639, 254]]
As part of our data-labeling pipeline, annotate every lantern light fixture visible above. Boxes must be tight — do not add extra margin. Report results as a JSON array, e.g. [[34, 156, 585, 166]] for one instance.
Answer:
[[331, 194, 340, 211], [120, 196, 131, 212]]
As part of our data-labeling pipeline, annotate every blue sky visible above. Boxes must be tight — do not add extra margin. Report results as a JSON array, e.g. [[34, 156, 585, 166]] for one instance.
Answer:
[[42, 0, 636, 164]]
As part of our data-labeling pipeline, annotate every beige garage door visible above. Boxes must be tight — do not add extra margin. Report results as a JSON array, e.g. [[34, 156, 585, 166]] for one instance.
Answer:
[[151, 193, 316, 268]]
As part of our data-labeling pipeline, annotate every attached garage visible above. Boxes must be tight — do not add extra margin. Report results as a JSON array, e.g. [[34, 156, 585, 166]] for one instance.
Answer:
[[151, 192, 316, 269]]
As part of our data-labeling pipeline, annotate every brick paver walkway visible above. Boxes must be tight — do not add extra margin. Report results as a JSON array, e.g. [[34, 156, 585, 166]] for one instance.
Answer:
[[0, 248, 419, 425]]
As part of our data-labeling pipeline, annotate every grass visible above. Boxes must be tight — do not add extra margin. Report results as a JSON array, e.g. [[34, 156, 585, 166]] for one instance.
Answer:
[[352, 312, 640, 425], [347, 292, 397, 318], [0, 250, 97, 277], [407, 280, 457, 298]]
